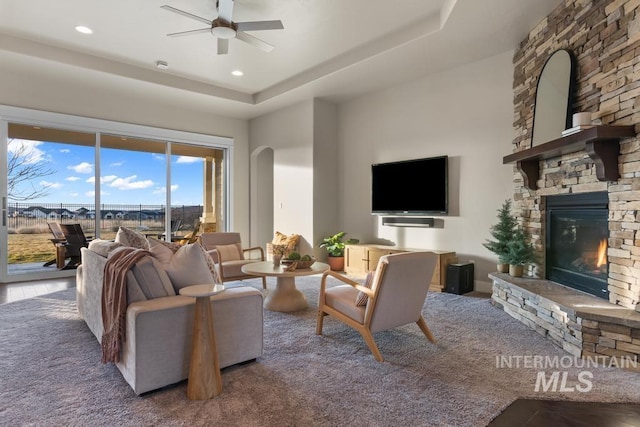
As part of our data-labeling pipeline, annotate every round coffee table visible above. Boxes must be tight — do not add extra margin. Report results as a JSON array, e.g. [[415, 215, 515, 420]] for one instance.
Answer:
[[241, 261, 330, 312]]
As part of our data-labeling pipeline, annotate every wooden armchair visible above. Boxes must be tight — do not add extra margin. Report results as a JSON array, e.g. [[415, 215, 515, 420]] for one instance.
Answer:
[[316, 251, 438, 361], [43, 222, 68, 268], [58, 223, 92, 269], [198, 232, 267, 289]]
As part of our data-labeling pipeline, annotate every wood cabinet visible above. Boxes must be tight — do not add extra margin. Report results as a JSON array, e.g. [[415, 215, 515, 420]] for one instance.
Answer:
[[344, 244, 457, 292]]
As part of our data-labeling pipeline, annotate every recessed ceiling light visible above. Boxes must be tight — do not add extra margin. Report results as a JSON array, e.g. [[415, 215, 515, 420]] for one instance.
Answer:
[[75, 25, 93, 34], [232, 70, 244, 77]]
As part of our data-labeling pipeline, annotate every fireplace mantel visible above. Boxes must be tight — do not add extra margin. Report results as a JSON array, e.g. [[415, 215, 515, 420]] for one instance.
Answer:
[[503, 125, 636, 190]]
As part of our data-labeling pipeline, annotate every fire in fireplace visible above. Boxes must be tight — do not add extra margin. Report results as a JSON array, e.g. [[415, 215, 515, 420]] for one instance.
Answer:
[[545, 192, 609, 299]]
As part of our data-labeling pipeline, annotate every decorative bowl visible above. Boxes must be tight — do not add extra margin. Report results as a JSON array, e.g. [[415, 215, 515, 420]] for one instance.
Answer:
[[281, 258, 315, 269]]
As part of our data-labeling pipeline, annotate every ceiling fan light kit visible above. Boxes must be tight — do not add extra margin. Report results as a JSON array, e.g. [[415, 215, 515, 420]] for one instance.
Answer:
[[162, 0, 283, 55], [211, 21, 236, 39]]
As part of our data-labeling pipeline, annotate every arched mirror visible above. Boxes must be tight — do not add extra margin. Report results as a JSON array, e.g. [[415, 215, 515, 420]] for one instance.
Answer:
[[531, 49, 576, 146]]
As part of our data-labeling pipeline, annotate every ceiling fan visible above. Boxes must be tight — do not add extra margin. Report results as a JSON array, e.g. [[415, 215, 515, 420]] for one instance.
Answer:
[[161, 0, 284, 55]]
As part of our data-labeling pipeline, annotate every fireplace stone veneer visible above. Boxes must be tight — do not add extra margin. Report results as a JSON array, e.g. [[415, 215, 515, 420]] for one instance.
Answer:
[[490, 0, 640, 367], [490, 273, 640, 372]]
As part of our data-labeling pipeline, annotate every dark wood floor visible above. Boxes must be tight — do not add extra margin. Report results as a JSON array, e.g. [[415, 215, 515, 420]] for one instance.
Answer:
[[488, 399, 640, 426], [3, 281, 640, 427]]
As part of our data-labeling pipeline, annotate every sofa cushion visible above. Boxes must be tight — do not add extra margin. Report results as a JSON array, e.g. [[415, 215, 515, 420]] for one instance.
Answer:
[[217, 243, 243, 261], [162, 243, 217, 291], [115, 227, 150, 250], [131, 256, 176, 299], [148, 238, 181, 264], [88, 239, 123, 257]]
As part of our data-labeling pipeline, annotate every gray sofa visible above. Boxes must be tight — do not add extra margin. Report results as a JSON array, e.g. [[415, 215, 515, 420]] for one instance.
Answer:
[[76, 246, 264, 395]]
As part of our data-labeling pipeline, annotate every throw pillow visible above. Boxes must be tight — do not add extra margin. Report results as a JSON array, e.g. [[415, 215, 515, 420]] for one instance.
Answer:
[[162, 243, 217, 291], [355, 270, 375, 306], [272, 231, 300, 253], [216, 243, 243, 261], [115, 227, 150, 250], [148, 237, 181, 264], [87, 239, 123, 257]]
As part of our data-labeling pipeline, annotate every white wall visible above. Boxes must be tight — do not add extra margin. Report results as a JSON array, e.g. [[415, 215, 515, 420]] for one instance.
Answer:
[[337, 50, 517, 290], [249, 100, 315, 254], [0, 53, 251, 239]]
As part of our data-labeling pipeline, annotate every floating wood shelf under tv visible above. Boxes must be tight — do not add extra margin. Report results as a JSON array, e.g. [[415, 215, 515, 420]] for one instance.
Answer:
[[503, 125, 636, 190]]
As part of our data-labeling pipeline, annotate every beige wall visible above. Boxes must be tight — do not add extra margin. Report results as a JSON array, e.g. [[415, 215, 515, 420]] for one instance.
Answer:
[[0, 52, 251, 240], [337, 50, 517, 289]]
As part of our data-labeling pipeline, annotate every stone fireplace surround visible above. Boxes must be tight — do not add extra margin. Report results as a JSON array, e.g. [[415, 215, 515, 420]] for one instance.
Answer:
[[490, 0, 640, 369]]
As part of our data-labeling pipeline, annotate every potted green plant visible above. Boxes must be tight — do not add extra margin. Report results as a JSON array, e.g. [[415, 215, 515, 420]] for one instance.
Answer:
[[319, 232, 358, 271], [504, 225, 535, 277], [483, 199, 518, 273]]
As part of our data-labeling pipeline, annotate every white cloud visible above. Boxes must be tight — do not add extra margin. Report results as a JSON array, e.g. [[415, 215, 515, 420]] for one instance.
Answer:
[[7, 139, 48, 164], [153, 154, 165, 161], [108, 175, 154, 190], [176, 156, 201, 164], [153, 184, 178, 194], [85, 191, 95, 197], [69, 192, 79, 197], [60, 149, 70, 153], [86, 175, 117, 184], [66, 176, 81, 182], [68, 162, 93, 174], [39, 180, 63, 189], [110, 161, 125, 167]]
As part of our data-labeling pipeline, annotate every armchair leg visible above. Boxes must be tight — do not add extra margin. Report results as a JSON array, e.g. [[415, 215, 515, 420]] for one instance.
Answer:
[[316, 311, 326, 335], [360, 329, 384, 362], [416, 316, 436, 344]]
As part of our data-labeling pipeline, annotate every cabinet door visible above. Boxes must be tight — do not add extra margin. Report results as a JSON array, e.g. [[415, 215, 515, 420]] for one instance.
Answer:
[[345, 245, 367, 275], [367, 248, 399, 271]]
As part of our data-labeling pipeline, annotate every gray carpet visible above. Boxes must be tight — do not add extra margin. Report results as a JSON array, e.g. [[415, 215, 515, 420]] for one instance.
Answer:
[[1, 276, 639, 427]]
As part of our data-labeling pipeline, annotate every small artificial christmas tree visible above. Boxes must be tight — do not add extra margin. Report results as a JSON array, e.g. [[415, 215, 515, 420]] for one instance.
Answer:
[[483, 199, 518, 267], [504, 225, 536, 277]]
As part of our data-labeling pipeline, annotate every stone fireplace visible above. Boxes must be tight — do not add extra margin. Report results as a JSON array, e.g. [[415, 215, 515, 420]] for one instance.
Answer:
[[490, 0, 640, 369], [545, 191, 609, 299]]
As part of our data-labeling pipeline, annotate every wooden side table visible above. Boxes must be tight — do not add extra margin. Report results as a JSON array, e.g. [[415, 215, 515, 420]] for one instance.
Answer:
[[179, 284, 225, 400]]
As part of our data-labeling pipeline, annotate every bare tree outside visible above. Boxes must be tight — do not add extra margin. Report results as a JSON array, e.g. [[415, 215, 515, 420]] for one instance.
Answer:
[[7, 138, 56, 201]]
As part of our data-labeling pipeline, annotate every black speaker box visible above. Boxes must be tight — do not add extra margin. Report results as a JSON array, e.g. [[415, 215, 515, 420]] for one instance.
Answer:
[[446, 263, 474, 295]]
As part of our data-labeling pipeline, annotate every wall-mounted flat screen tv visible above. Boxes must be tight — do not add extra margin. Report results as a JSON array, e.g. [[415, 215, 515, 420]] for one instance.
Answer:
[[371, 155, 448, 215]]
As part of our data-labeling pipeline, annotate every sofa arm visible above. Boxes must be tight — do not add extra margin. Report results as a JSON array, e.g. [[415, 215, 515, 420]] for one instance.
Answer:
[[118, 286, 264, 395], [77, 247, 108, 342]]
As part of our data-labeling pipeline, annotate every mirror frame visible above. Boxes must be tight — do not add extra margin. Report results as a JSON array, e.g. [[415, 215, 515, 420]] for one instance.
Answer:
[[530, 48, 577, 147]]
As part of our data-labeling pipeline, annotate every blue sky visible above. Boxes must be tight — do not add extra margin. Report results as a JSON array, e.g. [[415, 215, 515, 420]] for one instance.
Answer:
[[9, 139, 204, 206]]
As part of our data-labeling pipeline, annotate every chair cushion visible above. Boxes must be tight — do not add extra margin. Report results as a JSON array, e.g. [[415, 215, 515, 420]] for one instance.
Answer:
[[217, 243, 244, 261], [115, 227, 150, 250], [219, 259, 259, 278], [162, 243, 217, 291], [325, 285, 365, 323], [355, 270, 375, 306]]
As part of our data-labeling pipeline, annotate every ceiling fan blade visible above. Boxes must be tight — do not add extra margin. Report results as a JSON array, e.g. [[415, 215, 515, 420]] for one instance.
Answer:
[[217, 0, 234, 23], [236, 31, 274, 52], [167, 28, 211, 37], [236, 20, 284, 32], [217, 38, 229, 55], [161, 5, 211, 26]]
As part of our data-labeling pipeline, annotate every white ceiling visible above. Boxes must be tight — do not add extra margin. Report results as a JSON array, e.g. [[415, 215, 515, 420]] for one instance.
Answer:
[[0, 0, 562, 119]]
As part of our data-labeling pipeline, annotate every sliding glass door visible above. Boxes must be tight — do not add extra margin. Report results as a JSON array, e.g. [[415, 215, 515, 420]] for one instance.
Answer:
[[0, 107, 232, 283]]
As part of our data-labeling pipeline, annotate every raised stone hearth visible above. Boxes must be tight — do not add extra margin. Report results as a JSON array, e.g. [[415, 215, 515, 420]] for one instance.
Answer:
[[490, 273, 640, 372]]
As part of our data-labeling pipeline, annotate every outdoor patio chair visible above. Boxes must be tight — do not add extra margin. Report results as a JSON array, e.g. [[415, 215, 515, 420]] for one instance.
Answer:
[[58, 223, 92, 269], [316, 251, 438, 362], [43, 222, 68, 268]]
